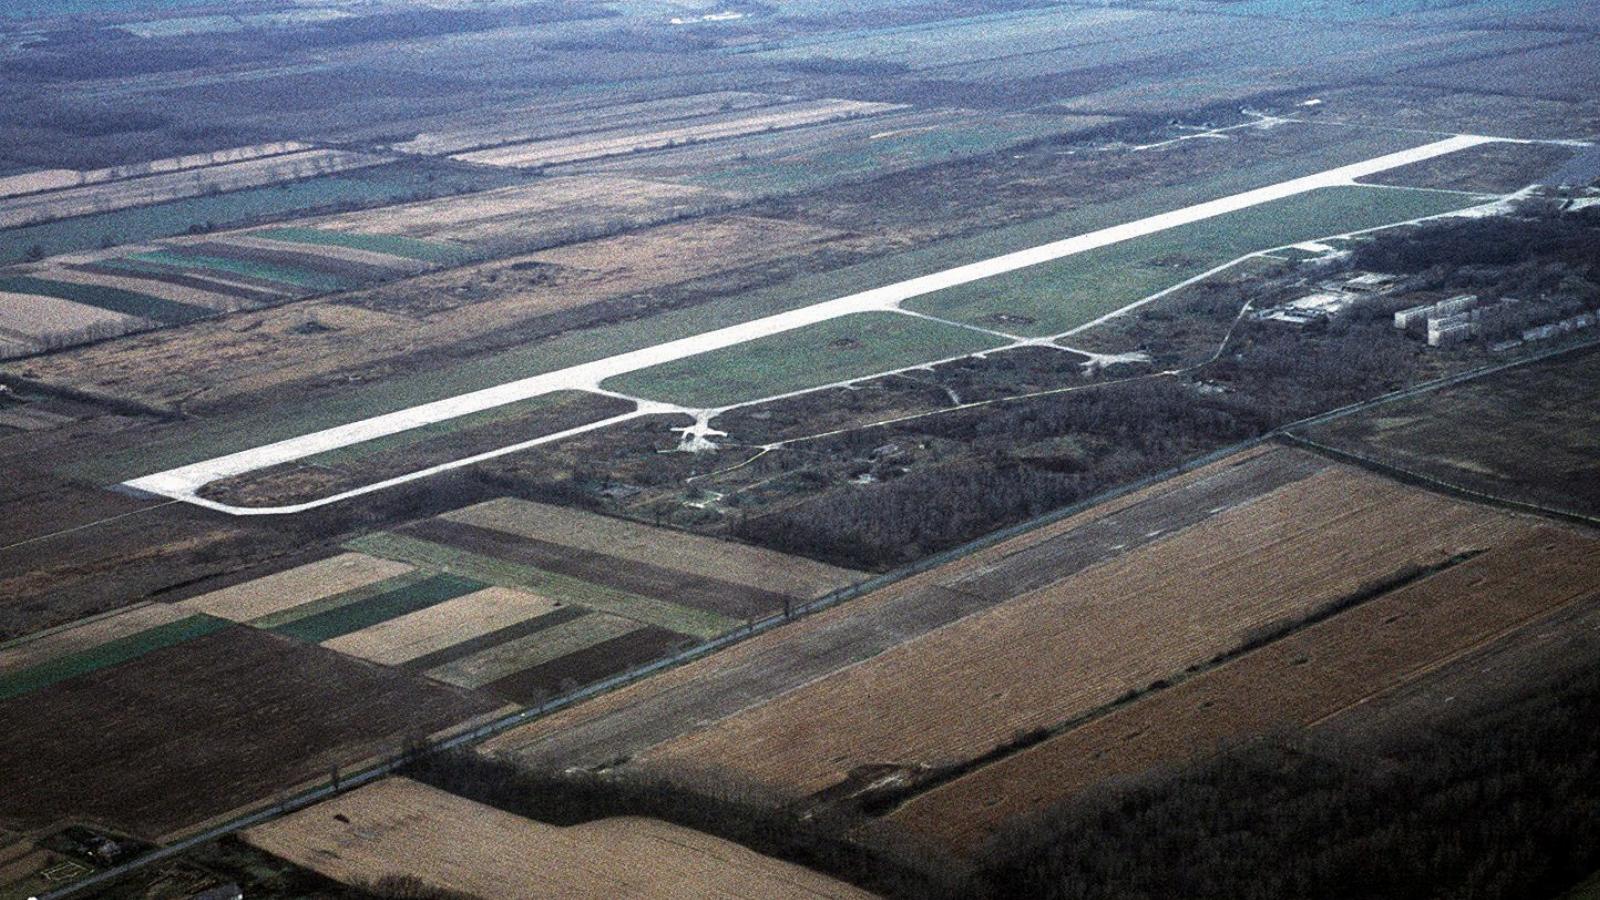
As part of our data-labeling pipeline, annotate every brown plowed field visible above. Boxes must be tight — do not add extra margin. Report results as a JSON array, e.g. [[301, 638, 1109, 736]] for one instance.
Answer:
[[480, 447, 1319, 770], [446, 497, 863, 600], [11, 213, 845, 414], [889, 526, 1600, 851], [635, 465, 1529, 796], [0, 602, 191, 673], [313, 175, 736, 250], [178, 552, 413, 622], [243, 777, 874, 900], [484, 625, 686, 704], [401, 517, 798, 619], [0, 628, 495, 841], [324, 585, 558, 667], [455, 99, 902, 169]]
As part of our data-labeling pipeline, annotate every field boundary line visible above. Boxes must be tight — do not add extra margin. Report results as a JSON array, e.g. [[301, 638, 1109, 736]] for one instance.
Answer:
[[39, 335, 1597, 899], [119, 133, 1499, 507]]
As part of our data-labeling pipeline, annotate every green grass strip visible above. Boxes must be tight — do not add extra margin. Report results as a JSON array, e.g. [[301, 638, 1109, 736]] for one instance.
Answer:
[[0, 614, 230, 702], [127, 250, 354, 292], [0, 274, 207, 324], [906, 185, 1483, 336], [603, 311, 1005, 408], [250, 227, 478, 264], [247, 569, 435, 630], [346, 532, 738, 640], [271, 572, 485, 644]]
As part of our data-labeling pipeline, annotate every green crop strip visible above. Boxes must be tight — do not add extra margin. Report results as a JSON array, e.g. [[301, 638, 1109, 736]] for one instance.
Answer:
[[270, 572, 486, 644], [0, 615, 231, 702], [0, 274, 207, 324]]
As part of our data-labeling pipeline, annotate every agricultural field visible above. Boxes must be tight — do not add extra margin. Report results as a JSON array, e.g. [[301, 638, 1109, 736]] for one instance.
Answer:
[[242, 777, 874, 899], [1300, 344, 1600, 519], [0, 622, 498, 840], [454, 98, 905, 169], [0, 148, 389, 230], [629, 457, 1527, 797], [904, 185, 1482, 336], [888, 525, 1600, 851], [0, 160, 523, 266], [144, 500, 852, 706], [483, 447, 1330, 768], [0, 223, 477, 356]]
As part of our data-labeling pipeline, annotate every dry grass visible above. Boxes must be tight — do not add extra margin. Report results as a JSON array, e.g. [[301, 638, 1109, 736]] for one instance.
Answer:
[[0, 289, 138, 339], [456, 99, 902, 169], [528, 214, 845, 280], [243, 776, 873, 899], [178, 552, 413, 622], [323, 586, 558, 666], [424, 612, 639, 690], [0, 602, 191, 674], [10, 212, 853, 412], [636, 466, 1530, 796], [315, 175, 733, 245], [446, 497, 863, 599], [480, 447, 1282, 760], [33, 265, 250, 313], [0, 150, 385, 229], [890, 525, 1600, 850]]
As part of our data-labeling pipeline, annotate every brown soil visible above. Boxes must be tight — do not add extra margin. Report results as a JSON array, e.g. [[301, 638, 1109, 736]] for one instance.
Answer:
[[0, 627, 495, 841]]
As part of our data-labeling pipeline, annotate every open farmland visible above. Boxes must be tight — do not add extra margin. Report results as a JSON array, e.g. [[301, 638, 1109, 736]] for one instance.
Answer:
[[444, 498, 863, 601], [889, 525, 1600, 851], [0, 161, 522, 266], [0, 626, 498, 840], [391, 91, 786, 156], [1301, 344, 1600, 520], [0, 290, 140, 357], [632, 459, 1527, 796], [0, 149, 390, 229], [177, 551, 414, 622], [243, 777, 874, 900], [455, 98, 906, 169], [156, 502, 836, 705], [906, 185, 1482, 335], [483, 447, 1334, 769], [307, 174, 740, 255]]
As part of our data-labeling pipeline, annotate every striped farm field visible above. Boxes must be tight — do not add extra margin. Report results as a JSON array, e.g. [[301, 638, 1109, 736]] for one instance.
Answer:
[[125, 250, 354, 292], [424, 611, 641, 690], [0, 602, 193, 675], [0, 274, 205, 324], [445, 498, 864, 600], [348, 531, 738, 640], [0, 614, 230, 702], [0, 289, 137, 349], [889, 526, 1600, 851], [270, 573, 486, 644], [244, 777, 874, 899], [178, 552, 414, 622], [322, 586, 559, 667], [635, 463, 1531, 797], [251, 227, 478, 264]]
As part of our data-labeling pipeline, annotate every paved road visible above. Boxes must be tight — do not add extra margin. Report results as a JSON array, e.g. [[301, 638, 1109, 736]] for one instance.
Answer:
[[123, 135, 1493, 513]]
